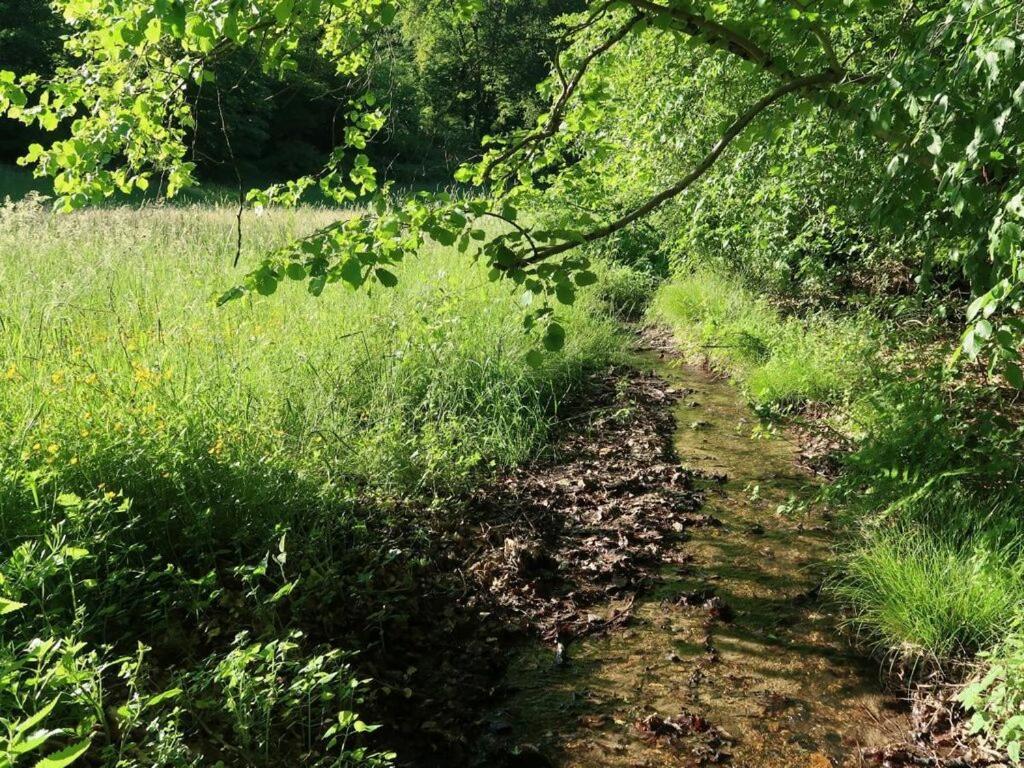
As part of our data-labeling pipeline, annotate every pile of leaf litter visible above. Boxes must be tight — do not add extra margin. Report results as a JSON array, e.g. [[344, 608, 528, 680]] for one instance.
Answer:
[[362, 362, 711, 763]]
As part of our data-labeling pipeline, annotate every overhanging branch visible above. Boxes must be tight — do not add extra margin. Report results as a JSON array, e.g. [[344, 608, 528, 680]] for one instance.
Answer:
[[480, 12, 644, 183], [625, 0, 799, 81], [526, 70, 839, 263]]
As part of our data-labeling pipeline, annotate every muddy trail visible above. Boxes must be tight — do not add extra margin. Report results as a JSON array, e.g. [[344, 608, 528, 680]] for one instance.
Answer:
[[462, 331, 909, 767]]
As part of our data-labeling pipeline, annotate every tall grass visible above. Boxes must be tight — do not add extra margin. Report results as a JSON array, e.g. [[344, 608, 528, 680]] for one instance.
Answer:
[[0, 197, 621, 544], [834, 528, 1024, 662], [0, 197, 625, 765], [650, 269, 876, 408], [826, 367, 1024, 668]]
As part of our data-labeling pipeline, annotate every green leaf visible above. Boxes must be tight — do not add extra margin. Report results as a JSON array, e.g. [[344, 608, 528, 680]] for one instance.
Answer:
[[273, 0, 295, 24], [144, 688, 183, 709], [430, 227, 457, 247], [216, 286, 245, 306], [13, 730, 58, 756], [574, 271, 598, 287], [1005, 362, 1024, 389], [0, 596, 26, 615], [15, 699, 59, 736], [543, 322, 565, 352], [555, 282, 576, 305], [33, 739, 91, 768], [340, 259, 364, 288], [374, 268, 398, 288], [962, 329, 982, 358], [308, 276, 326, 297], [254, 272, 278, 297]]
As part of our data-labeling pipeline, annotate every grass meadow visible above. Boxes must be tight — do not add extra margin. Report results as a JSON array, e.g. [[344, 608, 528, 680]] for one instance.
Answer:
[[0, 197, 620, 511], [0, 190, 624, 766]]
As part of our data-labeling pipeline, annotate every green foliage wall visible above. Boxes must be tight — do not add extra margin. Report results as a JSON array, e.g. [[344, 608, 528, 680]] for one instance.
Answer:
[[398, 0, 583, 161]]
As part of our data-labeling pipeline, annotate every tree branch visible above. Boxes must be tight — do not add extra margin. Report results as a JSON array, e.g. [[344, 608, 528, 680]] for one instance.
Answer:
[[791, 0, 844, 74], [480, 12, 644, 182], [526, 71, 839, 263], [625, 0, 798, 80]]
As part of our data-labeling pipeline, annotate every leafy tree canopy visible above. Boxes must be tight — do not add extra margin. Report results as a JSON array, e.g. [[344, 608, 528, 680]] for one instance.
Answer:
[[1, 0, 1022, 373]]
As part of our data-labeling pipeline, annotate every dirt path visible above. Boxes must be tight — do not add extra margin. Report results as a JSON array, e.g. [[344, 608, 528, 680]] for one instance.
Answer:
[[474, 335, 908, 766]]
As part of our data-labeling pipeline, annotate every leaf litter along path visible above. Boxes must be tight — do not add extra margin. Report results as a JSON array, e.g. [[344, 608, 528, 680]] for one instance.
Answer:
[[467, 329, 910, 767]]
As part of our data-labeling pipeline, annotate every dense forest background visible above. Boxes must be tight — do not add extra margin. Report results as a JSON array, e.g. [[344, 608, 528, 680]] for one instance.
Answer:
[[0, 0, 581, 181]]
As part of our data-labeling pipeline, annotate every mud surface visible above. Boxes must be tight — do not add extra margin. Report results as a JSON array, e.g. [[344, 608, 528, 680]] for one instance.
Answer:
[[474, 334, 909, 766]]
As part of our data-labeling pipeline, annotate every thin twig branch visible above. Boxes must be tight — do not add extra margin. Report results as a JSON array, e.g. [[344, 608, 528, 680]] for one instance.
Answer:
[[790, 0, 844, 74], [481, 211, 539, 256], [215, 87, 245, 269], [480, 12, 644, 182], [625, 0, 798, 80]]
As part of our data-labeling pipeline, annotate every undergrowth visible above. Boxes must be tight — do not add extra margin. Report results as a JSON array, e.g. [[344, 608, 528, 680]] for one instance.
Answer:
[[0, 197, 624, 766], [832, 529, 1024, 662], [651, 269, 876, 409]]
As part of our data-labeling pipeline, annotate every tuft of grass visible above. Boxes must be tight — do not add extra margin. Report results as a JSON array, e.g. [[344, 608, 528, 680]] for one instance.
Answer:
[[650, 269, 876, 408], [833, 528, 1024, 664], [593, 261, 659, 319]]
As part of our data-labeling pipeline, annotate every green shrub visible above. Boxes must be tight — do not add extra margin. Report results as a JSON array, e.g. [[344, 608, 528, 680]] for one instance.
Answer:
[[593, 261, 658, 319], [835, 368, 1024, 526], [960, 627, 1024, 763]]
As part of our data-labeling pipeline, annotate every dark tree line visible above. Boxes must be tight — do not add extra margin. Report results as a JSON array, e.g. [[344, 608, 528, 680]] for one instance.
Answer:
[[0, 0, 581, 182]]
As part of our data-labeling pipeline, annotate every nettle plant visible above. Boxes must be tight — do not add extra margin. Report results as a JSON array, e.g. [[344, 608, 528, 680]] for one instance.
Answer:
[[0, 0, 1021, 363]]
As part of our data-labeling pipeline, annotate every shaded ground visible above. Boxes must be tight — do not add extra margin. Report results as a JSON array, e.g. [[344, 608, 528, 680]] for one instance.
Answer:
[[361, 355, 705, 764], [467, 331, 909, 767], [363, 328, 1024, 767], [361, 328, 1017, 767]]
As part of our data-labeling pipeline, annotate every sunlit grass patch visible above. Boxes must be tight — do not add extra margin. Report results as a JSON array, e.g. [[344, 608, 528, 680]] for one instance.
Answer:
[[0, 199, 621, 543], [650, 270, 876, 408], [833, 528, 1024, 664]]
